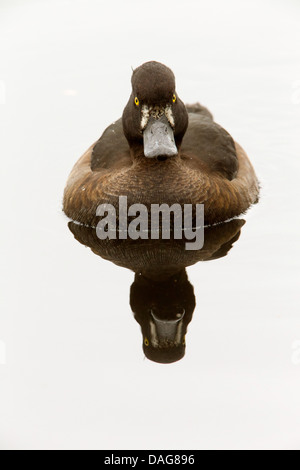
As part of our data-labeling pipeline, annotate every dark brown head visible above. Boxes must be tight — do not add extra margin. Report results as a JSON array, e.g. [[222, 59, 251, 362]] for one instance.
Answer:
[[130, 269, 195, 364], [122, 61, 188, 159]]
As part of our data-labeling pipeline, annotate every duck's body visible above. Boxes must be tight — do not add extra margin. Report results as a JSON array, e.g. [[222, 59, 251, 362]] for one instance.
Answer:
[[63, 62, 259, 226]]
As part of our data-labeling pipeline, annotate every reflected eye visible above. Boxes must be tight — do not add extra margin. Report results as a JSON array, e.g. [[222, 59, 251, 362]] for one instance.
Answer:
[[144, 337, 149, 346], [172, 94, 176, 103], [134, 97, 139, 106]]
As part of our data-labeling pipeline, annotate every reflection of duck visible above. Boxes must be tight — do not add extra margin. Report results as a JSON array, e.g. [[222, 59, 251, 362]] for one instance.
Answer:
[[68, 219, 245, 363], [63, 61, 259, 227], [130, 270, 195, 364]]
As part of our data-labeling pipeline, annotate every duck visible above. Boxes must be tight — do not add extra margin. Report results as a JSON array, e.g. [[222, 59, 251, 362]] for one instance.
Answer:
[[68, 218, 245, 363], [63, 61, 259, 226]]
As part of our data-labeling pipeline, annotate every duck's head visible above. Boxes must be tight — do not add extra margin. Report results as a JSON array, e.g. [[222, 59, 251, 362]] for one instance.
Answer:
[[130, 270, 195, 364], [122, 61, 188, 160]]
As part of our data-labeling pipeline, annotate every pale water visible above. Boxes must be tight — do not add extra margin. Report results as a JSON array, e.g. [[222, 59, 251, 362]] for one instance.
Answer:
[[0, 0, 300, 450]]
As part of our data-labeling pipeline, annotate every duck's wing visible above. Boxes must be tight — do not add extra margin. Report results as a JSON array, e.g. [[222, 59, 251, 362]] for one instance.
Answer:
[[181, 111, 238, 181], [185, 102, 213, 120], [91, 118, 132, 171]]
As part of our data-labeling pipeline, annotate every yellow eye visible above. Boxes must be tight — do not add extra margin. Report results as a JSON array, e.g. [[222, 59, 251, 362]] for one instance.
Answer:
[[182, 336, 186, 345], [172, 93, 176, 103], [144, 337, 149, 346], [134, 97, 139, 106]]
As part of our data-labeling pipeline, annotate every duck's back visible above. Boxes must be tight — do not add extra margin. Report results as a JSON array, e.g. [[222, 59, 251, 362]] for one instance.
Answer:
[[181, 105, 238, 181]]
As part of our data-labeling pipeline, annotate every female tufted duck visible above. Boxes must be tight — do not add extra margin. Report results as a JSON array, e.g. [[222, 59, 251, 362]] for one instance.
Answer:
[[63, 61, 259, 226]]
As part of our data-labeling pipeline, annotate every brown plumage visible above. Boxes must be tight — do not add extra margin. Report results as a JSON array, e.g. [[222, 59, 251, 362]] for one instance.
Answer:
[[63, 61, 259, 226]]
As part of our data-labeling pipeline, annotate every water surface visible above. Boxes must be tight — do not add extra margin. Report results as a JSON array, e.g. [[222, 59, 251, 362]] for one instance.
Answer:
[[0, 0, 299, 450]]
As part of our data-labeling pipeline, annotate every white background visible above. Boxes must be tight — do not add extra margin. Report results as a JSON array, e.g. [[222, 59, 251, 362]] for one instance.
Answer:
[[0, 0, 300, 450]]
